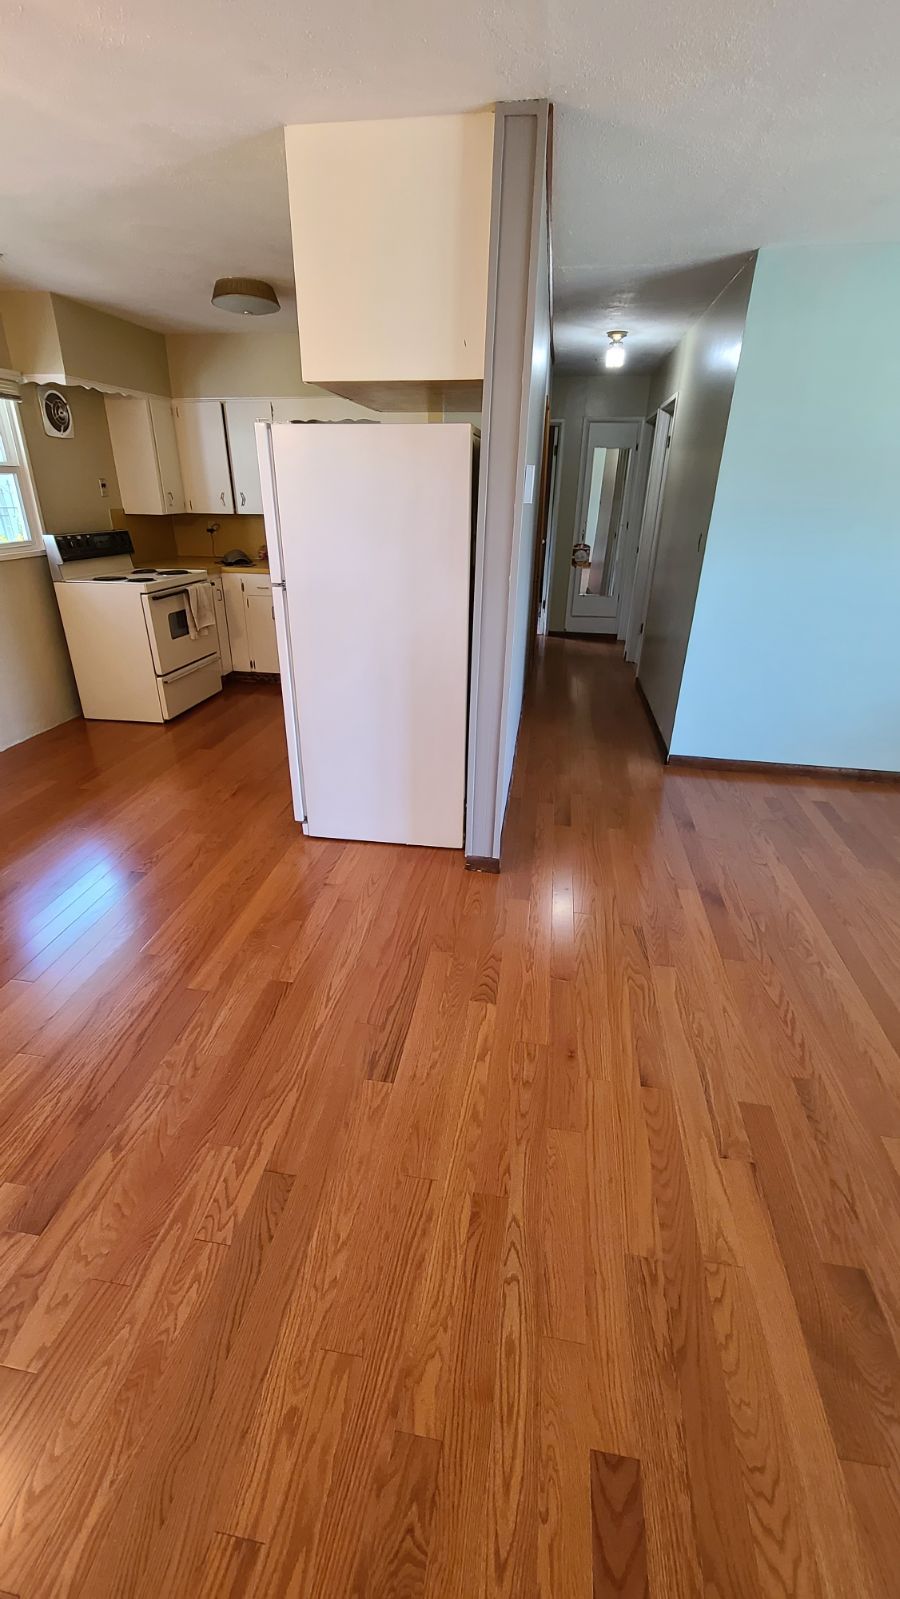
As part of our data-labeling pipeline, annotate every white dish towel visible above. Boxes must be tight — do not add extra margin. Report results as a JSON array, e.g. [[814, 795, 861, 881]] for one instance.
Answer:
[[184, 582, 215, 639]]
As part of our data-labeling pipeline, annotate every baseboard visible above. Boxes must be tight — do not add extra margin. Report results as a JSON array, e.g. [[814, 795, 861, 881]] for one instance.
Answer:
[[547, 630, 620, 643], [465, 855, 501, 873], [667, 754, 900, 784]]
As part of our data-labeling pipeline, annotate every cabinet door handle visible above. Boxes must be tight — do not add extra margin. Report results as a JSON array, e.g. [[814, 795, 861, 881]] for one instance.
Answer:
[[220, 491, 227, 506], [240, 491, 246, 507], [167, 490, 174, 506]]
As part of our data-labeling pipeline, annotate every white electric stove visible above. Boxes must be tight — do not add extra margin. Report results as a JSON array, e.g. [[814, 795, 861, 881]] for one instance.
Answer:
[[45, 530, 223, 723]]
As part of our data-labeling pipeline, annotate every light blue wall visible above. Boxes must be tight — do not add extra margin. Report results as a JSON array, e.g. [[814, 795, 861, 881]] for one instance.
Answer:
[[672, 243, 900, 772]]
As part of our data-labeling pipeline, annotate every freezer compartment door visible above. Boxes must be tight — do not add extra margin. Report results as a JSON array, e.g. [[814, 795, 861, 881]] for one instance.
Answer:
[[269, 422, 472, 848]]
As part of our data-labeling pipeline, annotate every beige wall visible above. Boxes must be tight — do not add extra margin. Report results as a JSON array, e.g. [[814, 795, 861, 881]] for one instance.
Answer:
[[166, 331, 305, 397], [0, 556, 80, 751], [547, 370, 651, 630], [2, 384, 122, 750], [0, 292, 63, 376], [638, 260, 756, 745], [285, 113, 494, 384], [18, 383, 120, 534], [174, 513, 266, 562], [0, 292, 170, 394], [51, 295, 171, 395], [3, 385, 182, 753], [0, 314, 12, 370]]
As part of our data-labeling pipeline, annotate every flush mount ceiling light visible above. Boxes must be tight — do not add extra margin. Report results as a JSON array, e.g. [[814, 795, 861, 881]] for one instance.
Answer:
[[605, 330, 627, 369], [211, 277, 280, 316]]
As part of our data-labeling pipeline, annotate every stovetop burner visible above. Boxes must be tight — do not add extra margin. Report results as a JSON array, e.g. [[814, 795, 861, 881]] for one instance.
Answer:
[[93, 574, 128, 582]]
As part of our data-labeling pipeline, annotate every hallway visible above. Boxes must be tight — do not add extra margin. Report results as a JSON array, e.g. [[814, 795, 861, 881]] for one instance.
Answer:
[[0, 642, 897, 1595]]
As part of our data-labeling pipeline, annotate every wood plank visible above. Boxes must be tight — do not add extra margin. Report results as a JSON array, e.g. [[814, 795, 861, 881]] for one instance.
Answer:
[[590, 1451, 649, 1599], [0, 649, 896, 1597]]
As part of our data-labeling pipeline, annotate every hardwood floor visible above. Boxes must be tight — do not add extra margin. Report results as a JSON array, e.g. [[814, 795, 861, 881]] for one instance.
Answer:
[[0, 643, 898, 1597]]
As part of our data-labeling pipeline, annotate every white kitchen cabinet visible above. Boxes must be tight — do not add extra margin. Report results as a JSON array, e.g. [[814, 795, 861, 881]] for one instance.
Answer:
[[220, 571, 278, 674], [284, 114, 494, 384], [223, 400, 273, 513], [208, 575, 232, 674], [222, 572, 250, 671], [245, 589, 280, 673], [150, 398, 185, 513], [172, 400, 234, 513], [104, 395, 185, 515]]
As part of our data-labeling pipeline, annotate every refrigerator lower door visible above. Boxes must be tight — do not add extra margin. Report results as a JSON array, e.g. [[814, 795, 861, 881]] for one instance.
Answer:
[[268, 422, 472, 848], [257, 421, 307, 824], [271, 582, 307, 824]]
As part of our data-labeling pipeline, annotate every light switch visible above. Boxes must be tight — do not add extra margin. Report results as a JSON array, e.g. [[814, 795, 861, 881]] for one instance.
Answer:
[[524, 463, 536, 504]]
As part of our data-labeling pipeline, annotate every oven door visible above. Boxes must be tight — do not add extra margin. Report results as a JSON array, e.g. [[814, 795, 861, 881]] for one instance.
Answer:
[[141, 584, 216, 675]]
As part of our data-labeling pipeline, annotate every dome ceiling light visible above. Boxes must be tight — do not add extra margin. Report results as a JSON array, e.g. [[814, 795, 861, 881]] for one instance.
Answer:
[[605, 329, 627, 369], [211, 277, 280, 316]]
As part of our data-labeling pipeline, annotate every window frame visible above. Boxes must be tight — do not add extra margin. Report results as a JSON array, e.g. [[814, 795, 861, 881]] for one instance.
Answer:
[[0, 397, 44, 560]]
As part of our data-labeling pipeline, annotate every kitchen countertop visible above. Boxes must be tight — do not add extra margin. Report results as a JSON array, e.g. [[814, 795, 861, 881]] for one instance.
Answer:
[[185, 558, 271, 576]]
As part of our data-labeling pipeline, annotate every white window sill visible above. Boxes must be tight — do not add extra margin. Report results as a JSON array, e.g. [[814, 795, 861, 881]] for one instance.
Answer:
[[0, 544, 47, 563]]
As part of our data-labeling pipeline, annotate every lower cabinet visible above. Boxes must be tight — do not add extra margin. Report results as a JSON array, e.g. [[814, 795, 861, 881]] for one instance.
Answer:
[[222, 573, 250, 671], [220, 572, 278, 674], [208, 576, 232, 675]]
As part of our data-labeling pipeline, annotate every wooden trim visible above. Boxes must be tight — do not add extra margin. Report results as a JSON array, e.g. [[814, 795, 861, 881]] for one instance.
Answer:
[[465, 854, 501, 873], [667, 754, 900, 784]]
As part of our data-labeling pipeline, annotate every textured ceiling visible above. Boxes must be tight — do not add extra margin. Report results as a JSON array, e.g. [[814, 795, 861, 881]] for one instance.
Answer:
[[2, 0, 899, 366]]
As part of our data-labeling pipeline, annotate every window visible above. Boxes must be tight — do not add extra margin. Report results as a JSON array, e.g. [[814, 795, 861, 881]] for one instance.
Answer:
[[0, 397, 43, 558]]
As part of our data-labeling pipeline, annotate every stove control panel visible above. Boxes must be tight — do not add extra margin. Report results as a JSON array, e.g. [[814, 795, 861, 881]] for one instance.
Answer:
[[50, 530, 134, 563]]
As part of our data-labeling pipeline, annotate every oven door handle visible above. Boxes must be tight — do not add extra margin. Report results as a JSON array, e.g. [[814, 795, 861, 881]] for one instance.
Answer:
[[150, 588, 189, 603]]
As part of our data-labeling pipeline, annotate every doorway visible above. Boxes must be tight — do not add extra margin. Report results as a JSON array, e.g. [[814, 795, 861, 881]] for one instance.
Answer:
[[536, 420, 563, 636], [564, 420, 640, 634], [624, 396, 676, 667]]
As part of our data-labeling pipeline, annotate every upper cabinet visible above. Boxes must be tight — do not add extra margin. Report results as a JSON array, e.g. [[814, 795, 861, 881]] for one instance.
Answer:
[[172, 400, 234, 514], [223, 399, 273, 514], [105, 395, 185, 515], [283, 114, 494, 385]]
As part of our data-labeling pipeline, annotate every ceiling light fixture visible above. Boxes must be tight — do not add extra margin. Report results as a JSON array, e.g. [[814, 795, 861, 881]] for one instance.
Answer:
[[605, 330, 627, 369], [211, 277, 280, 316]]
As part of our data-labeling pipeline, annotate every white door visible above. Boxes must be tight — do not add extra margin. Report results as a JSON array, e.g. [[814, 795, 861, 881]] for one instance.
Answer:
[[224, 400, 273, 513], [564, 420, 640, 635], [149, 398, 185, 513], [222, 573, 250, 670], [269, 422, 472, 848], [625, 403, 675, 667], [245, 591, 280, 672], [173, 401, 234, 513]]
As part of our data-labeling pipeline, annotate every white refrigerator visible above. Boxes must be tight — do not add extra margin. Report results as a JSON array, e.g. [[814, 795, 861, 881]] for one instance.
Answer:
[[257, 421, 474, 849]]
